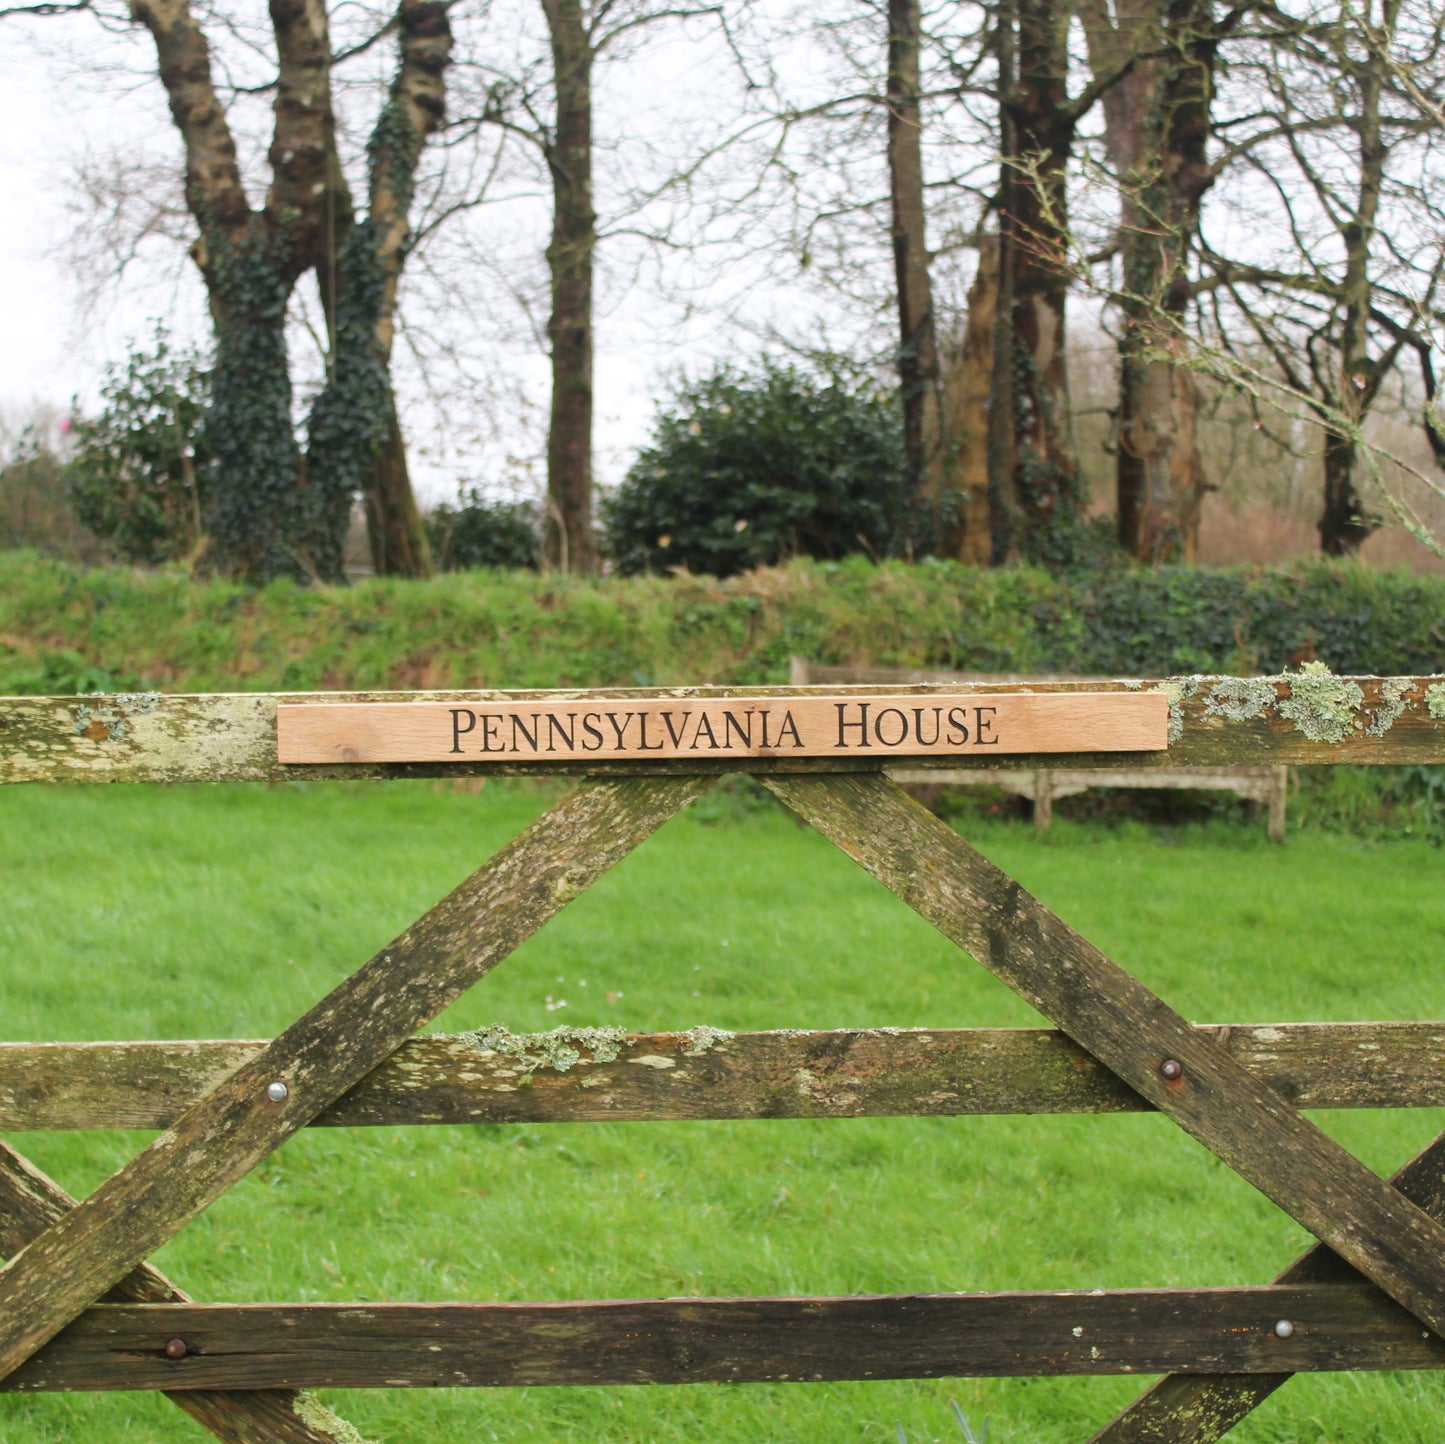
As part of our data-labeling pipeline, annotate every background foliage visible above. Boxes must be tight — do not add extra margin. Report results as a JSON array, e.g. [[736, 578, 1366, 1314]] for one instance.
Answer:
[[65, 330, 212, 567], [604, 362, 914, 577], [427, 490, 542, 571]]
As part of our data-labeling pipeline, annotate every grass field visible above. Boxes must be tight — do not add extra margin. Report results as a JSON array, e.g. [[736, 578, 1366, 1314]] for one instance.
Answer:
[[1, 779, 1443, 1443]]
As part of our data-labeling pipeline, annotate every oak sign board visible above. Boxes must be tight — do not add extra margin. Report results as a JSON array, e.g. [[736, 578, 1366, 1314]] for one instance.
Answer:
[[277, 692, 1169, 764]]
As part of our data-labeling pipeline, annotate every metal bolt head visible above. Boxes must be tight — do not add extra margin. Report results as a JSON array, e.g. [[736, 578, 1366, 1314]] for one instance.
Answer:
[[164, 1337, 188, 1360], [265, 1080, 289, 1104], [1159, 1058, 1184, 1081], [1273, 1319, 1295, 1339]]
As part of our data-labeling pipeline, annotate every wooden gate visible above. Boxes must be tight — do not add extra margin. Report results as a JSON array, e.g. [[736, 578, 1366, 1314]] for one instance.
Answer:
[[1, 673, 1444, 1442]]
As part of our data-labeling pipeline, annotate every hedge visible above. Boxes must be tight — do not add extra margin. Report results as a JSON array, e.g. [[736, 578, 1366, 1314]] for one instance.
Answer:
[[0, 551, 1440, 697]]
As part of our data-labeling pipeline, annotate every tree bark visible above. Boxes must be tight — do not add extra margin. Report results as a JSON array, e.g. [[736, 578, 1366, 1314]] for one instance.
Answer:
[[131, 0, 322, 580], [1318, 20, 1386, 556], [886, 0, 944, 547], [364, 406, 432, 576], [541, 0, 598, 575], [997, 0, 1084, 564], [1094, 0, 1216, 561], [942, 236, 998, 564], [987, 0, 1021, 562], [304, 0, 448, 580]]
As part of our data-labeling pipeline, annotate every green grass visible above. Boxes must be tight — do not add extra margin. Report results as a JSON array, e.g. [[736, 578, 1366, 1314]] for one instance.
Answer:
[[1, 781, 1444, 1442]]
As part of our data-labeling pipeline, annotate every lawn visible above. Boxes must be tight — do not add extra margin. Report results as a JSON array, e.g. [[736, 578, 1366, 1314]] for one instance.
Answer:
[[1, 778, 1442, 1443]]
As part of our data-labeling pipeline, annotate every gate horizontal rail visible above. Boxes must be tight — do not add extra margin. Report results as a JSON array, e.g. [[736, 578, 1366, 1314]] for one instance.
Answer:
[[4, 1022, 1445, 1131], [1, 673, 1443, 1444], [7, 1284, 1444, 1393]]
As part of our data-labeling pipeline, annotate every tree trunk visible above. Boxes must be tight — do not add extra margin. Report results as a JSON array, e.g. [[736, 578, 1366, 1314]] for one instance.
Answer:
[[305, 0, 449, 581], [999, 0, 1083, 565], [886, 0, 944, 546], [987, 0, 1021, 562], [205, 227, 308, 579], [365, 406, 433, 576], [541, 0, 598, 575], [1319, 431, 1372, 555], [1317, 28, 1385, 556], [943, 235, 998, 564], [1107, 0, 1217, 561]]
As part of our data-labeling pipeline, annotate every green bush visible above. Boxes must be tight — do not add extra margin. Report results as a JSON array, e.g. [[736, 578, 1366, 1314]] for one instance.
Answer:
[[65, 329, 212, 566], [604, 361, 911, 577], [426, 491, 540, 571]]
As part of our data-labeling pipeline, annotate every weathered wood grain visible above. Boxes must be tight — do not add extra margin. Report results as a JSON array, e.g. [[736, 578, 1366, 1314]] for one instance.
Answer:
[[0, 1141, 366, 1444], [3, 676, 1442, 784], [1091, 1113, 1445, 1440], [763, 773, 1445, 1343], [0, 775, 708, 1383], [5, 1022, 1445, 1132], [5, 1285, 1444, 1393]]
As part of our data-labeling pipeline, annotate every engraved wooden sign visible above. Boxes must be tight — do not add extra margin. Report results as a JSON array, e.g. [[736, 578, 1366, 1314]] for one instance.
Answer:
[[277, 692, 1169, 764]]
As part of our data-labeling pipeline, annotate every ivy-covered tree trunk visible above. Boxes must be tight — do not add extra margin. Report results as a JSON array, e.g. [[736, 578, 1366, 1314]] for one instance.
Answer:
[[886, 0, 945, 548], [993, 0, 1085, 566], [541, 0, 599, 575], [132, 0, 352, 581], [305, 0, 448, 581], [205, 229, 308, 578]]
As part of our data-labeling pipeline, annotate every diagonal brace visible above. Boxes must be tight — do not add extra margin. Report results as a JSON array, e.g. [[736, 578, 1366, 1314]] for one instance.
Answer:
[[0, 1140, 364, 1443], [0, 774, 710, 1382], [765, 774, 1445, 1343], [1091, 1122, 1445, 1442]]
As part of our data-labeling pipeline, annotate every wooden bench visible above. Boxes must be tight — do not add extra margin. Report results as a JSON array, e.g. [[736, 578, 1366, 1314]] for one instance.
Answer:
[[789, 658, 1289, 840]]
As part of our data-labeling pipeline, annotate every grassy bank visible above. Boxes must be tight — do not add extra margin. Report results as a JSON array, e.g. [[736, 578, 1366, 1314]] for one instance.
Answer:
[[1, 551, 1443, 696], [1, 781, 1443, 1441]]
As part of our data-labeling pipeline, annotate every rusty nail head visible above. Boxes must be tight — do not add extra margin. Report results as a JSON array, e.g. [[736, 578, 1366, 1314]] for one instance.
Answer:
[[1159, 1059, 1183, 1081], [164, 1338, 188, 1360], [1273, 1319, 1294, 1339]]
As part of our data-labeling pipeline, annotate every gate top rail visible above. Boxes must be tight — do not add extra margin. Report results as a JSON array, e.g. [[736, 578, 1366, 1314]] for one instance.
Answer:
[[2, 673, 1443, 784]]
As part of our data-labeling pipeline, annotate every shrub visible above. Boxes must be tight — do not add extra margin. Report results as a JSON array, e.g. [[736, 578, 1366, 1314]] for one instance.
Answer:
[[604, 361, 911, 577], [426, 491, 541, 571], [0, 422, 104, 563], [65, 329, 212, 566]]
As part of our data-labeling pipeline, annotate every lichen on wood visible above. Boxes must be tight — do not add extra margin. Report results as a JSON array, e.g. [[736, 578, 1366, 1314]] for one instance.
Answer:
[[462, 1024, 628, 1074], [1204, 677, 1277, 722], [1277, 662, 1365, 743]]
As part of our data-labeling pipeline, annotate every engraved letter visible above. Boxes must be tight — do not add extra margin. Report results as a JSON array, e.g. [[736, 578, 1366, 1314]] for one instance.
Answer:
[[547, 714, 576, 751], [606, 712, 636, 748], [873, 707, 908, 747], [913, 707, 942, 746], [776, 710, 804, 748], [450, 708, 477, 754], [946, 707, 970, 745], [660, 711, 692, 748], [975, 706, 998, 746], [723, 710, 753, 748], [836, 702, 870, 747]]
